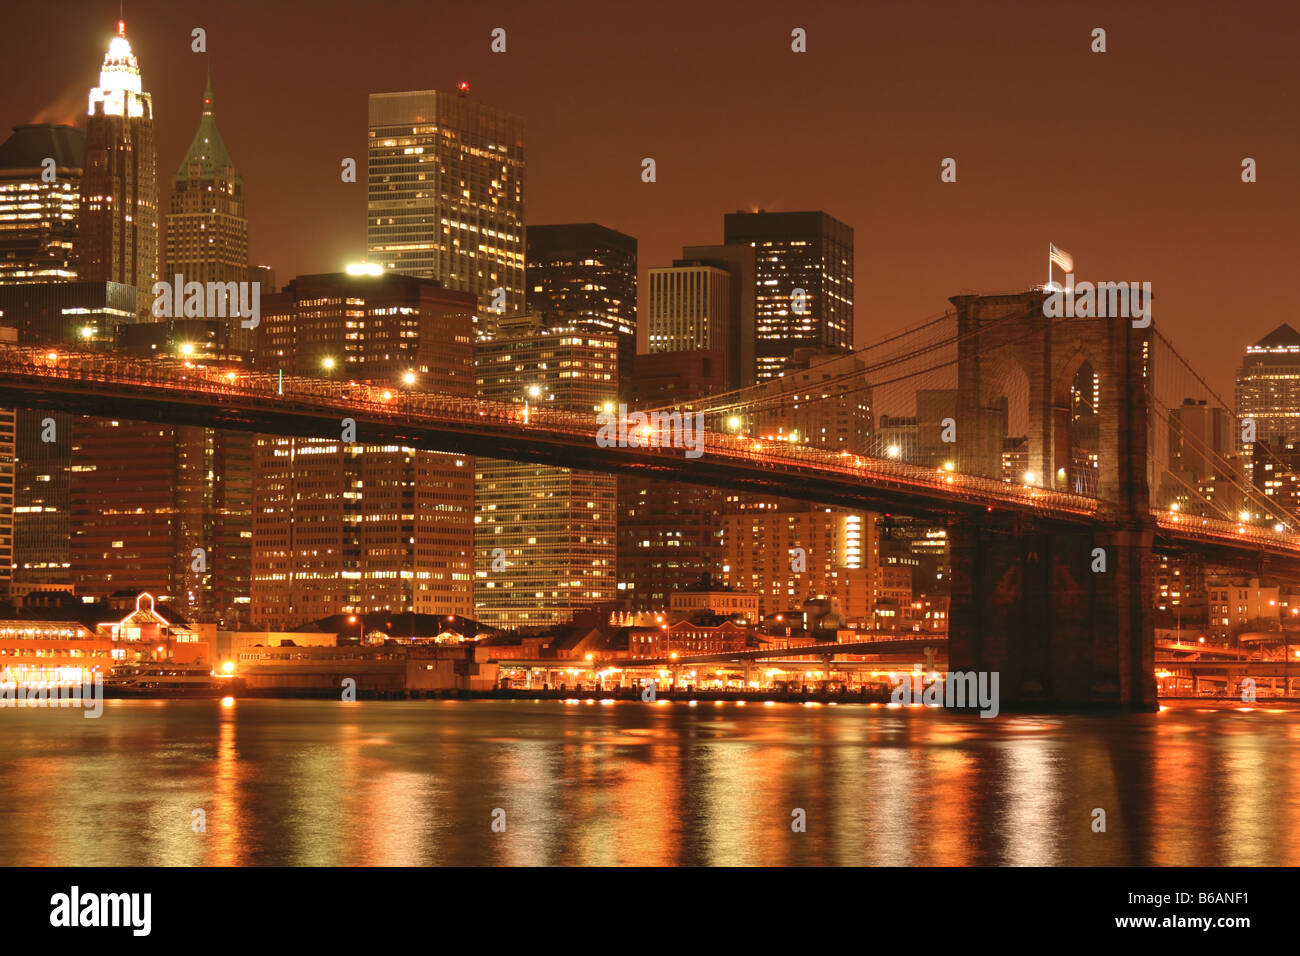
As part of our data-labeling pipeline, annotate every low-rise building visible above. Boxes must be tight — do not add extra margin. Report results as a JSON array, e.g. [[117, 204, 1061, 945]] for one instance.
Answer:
[[669, 587, 760, 622]]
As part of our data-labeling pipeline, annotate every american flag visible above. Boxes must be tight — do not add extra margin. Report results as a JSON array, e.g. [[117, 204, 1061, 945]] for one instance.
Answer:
[[1049, 243, 1073, 273]]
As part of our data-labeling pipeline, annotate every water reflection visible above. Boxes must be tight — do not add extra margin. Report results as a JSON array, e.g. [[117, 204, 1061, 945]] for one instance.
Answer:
[[0, 699, 1295, 866]]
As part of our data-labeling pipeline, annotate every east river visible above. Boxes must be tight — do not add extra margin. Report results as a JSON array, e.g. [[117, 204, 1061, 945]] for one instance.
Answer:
[[2, 699, 1297, 866]]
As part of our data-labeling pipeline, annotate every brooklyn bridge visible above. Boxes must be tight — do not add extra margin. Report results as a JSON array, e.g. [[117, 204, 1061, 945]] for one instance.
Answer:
[[0, 289, 1292, 710]]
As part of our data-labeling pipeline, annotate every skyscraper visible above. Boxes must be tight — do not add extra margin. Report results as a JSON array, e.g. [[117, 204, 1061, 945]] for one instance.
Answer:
[[526, 223, 636, 334], [680, 243, 756, 389], [526, 222, 636, 386], [722, 211, 853, 381], [250, 272, 478, 629], [618, 351, 728, 609], [0, 125, 83, 285], [475, 313, 618, 629], [367, 89, 525, 333], [647, 261, 732, 355], [1237, 323, 1300, 456], [79, 20, 158, 317], [166, 70, 251, 352], [0, 327, 14, 599]]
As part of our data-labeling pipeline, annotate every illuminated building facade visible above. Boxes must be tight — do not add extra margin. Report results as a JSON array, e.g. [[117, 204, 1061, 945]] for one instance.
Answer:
[[1153, 552, 1207, 633], [0, 335, 12, 600], [0, 620, 108, 686], [668, 587, 761, 621], [79, 20, 159, 318], [251, 272, 478, 629], [1159, 398, 1240, 516], [258, 271, 476, 386], [1251, 439, 1300, 519], [679, 243, 756, 389], [626, 619, 752, 659], [251, 440, 476, 628], [720, 505, 869, 616], [722, 210, 853, 382], [0, 280, 136, 346], [0, 285, 131, 597], [750, 348, 872, 454], [526, 222, 636, 387], [879, 515, 949, 602], [367, 90, 525, 333], [1237, 323, 1300, 481], [647, 262, 732, 356], [617, 351, 728, 609], [73, 61, 254, 625], [165, 71, 252, 353], [475, 313, 618, 629], [1207, 577, 1280, 644], [13, 409, 71, 595], [68, 418, 251, 624], [0, 124, 83, 284]]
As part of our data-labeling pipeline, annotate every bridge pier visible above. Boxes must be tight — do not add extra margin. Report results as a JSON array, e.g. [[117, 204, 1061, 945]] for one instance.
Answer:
[[948, 514, 1156, 711]]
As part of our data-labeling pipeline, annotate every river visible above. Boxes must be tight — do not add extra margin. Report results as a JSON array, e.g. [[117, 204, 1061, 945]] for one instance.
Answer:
[[1, 699, 1296, 866]]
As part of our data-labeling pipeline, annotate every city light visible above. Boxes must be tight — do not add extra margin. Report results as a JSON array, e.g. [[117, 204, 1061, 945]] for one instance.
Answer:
[[3, 0, 1295, 887]]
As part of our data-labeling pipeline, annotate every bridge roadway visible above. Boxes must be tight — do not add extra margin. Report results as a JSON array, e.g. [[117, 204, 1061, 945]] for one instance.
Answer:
[[1, 345, 1298, 557]]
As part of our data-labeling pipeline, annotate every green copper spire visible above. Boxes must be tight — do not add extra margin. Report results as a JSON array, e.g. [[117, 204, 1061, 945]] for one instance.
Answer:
[[174, 65, 238, 182]]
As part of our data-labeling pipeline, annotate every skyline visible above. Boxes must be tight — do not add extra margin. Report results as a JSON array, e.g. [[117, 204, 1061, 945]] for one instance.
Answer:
[[0, 0, 1298, 895], [4, 0, 1298, 397]]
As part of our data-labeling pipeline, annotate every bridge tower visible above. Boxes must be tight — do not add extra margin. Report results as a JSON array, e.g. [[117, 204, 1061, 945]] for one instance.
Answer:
[[947, 290, 1157, 710]]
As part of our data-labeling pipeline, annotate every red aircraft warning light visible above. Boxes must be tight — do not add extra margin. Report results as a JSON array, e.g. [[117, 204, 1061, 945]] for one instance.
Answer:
[[456, 81, 470, 97]]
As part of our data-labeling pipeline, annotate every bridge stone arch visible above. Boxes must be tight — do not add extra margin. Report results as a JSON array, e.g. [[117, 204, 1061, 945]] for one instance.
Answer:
[[952, 290, 1151, 516], [948, 291, 1156, 710]]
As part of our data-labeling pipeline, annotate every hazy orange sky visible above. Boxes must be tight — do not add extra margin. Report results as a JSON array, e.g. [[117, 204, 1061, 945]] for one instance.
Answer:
[[3, 0, 1298, 397]]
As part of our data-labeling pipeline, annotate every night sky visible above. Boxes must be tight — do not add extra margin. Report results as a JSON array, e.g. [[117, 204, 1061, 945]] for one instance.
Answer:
[[3, 0, 1299, 394]]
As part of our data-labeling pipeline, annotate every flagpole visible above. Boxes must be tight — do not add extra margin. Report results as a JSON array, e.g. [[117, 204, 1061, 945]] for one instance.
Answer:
[[1048, 243, 1053, 290]]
